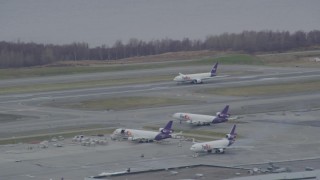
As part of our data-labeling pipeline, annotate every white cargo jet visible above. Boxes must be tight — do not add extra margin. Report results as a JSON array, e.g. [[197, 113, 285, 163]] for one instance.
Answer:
[[190, 124, 237, 156], [172, 105, 230, 126], [111, 121, 173, 143], [173, 62, 218, 84]]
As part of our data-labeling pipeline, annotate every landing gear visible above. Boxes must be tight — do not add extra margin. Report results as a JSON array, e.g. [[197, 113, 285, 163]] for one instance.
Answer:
[[215, 149, 225, 154], [192, 153, 199, 158]]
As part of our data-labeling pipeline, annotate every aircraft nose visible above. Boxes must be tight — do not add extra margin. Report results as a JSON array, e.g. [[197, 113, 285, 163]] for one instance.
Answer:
[[173, 76, 178, 81]]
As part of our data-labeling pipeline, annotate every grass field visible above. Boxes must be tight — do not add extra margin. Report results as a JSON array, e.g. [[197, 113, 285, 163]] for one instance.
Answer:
[[197, 80, 320, 96], [55, 96, 200, 111], [0, 54, 263, 95], [1, 50, 320, 80], [0, 113, 30, 123], [2, 50, 315, 96], [212, 54, 263, 65], [0, 54, 261, 80], [0, 75, 172, 95]]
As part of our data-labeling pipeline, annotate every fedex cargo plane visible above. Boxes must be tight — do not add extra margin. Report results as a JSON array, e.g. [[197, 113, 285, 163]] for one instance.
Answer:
[[172, 105, 230, 126], [111, 121, 173, 143], [190, 124, 237, 157], [173, 62, 218, 84]]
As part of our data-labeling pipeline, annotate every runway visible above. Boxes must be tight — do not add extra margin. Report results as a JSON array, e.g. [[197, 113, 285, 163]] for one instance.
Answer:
[[0, 63, 319, 179]]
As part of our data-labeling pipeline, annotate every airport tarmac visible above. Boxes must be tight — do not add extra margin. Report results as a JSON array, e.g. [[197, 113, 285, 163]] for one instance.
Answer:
[[0, 63, 319, 179]]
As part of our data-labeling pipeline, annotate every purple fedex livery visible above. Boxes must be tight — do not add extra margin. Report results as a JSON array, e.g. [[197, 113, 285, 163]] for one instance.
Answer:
[[173, 62, 219, 84], [155, 120, 173, 141], [210, 62, 218, 76], [213, 105, 230, 123], [190, 125, 237, 155], [111, 121, 173, 143], [173, 105, 230, 126]]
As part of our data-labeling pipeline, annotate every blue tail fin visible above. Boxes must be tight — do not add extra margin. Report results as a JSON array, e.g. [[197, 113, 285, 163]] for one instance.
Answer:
[[226, 124, 237, 145], [161, 121, 173, 134], [210, 62, 218, 76], [230, 124, 236, 136], [221, 105, 229, 115], [218, 105, 230, 119], [155, 121, 173, 141], [164, 120, 173, 130]]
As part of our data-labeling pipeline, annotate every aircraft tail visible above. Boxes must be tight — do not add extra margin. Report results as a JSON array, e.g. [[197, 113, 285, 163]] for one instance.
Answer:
[[210, 62, 218, 76], [226, 124, 237, 140], [230, 124, 236, 136], [218, 105, 230, 119], [155, 121, 173, 141], [161, 120, 173, 134], [226, 124, 237, 146]]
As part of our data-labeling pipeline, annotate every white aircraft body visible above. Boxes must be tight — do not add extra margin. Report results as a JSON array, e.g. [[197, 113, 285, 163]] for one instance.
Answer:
[[173, 62, 218, 84], [111, 121, 173, 143], [190, 125, 237, 156], [172, 105, 230, 126]]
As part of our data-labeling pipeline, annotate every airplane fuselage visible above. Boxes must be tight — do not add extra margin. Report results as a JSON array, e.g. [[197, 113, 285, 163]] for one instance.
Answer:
[[190, 138, 231, 153], [173, 113, 214, 125], [190, 124, 236, 156], [111, 128, 160, 142], [111, 121, 173, 143], [173, 72, 213, 84]]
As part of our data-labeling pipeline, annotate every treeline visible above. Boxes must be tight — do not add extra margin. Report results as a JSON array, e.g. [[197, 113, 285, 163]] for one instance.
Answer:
[[1, 30, 320, 68]]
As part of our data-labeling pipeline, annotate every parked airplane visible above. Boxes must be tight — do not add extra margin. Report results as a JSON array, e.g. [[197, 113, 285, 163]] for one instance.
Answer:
[[111, 121, 173, 143], [173, 62, 218, 84], [172, 105, 230, 126], [190, 124, 237, 156]]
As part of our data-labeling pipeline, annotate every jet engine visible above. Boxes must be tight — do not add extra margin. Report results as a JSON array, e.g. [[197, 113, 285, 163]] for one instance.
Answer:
[[226, 133, 236, 140], [217, 112, 230, 119], [127, 137, 135, 141], [192, 79, 202, 84], [159, 128, 173, 134], [215, 148, 224, 153]]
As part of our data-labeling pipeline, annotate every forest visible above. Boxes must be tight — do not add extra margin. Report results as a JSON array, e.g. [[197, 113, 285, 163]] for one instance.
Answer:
[[0, 30, 320, 68]]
